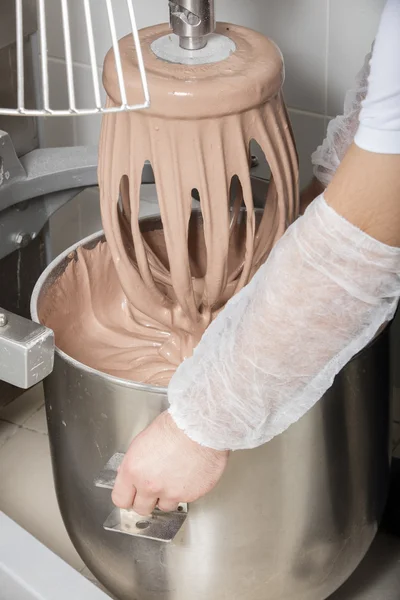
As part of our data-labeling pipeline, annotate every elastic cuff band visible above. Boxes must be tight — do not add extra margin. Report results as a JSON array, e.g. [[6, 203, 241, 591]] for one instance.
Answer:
[[355, 125, 400, 154]]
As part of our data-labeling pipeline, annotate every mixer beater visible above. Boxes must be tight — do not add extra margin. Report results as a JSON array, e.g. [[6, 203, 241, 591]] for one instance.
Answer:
[[0, 0, 298, 396], [0, 0, 219, 390], [68, 17, 299, 384]]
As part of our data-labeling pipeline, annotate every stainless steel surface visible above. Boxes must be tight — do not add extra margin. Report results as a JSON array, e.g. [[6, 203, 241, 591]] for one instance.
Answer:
[[0, 307, 54, 388], [170, 0, 216, 50], [0, 313, 8, 327], [96, 453, 188, 542], [95, 452, 126, 489], [31, 229, 391, 600], [0, 0, 149, 116]]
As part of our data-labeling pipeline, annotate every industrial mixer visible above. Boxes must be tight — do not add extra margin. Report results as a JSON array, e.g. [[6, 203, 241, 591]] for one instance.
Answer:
[[0, 1, 398, 599]]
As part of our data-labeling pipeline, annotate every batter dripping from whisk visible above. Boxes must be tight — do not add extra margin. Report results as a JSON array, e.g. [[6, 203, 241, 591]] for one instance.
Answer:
[[41, 23, 298, 386]]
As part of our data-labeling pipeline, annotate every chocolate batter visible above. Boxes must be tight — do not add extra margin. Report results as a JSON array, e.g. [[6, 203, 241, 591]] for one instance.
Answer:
[[40, 23, 299, 386]]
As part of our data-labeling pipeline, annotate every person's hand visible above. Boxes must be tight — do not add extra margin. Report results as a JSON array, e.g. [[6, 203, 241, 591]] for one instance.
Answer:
[[112, 411, 229, 516]]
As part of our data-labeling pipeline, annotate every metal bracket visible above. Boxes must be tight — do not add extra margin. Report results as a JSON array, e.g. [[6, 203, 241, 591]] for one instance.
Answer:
[[0, 188, 85, 261], [0, 130, 156, 212], [102, 505, 188, 543], [0, 307, 54, 388], [95, 453, 188, 543], [0, 131, 99, 212], [0, 129, 26, 189], [0, 130, 156, 261]]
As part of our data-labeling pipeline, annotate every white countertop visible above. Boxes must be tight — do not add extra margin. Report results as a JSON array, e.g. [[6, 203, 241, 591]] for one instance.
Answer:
[[0, 512, 110, 599]]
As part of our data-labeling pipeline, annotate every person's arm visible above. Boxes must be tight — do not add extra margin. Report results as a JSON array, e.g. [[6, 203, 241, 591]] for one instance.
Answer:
[[328, 0, 400, 246], [166, 0, 400, 450], [301, 47, 372, 213], [326, 144, 400, 246], [112, 0, 400, 516]]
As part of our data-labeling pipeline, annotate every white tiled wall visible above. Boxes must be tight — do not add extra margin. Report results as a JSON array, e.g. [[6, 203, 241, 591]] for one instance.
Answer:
[[327, 0, 384, 116]]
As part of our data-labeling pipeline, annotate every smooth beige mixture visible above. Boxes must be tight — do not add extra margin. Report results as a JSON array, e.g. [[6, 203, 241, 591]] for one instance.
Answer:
[[40, 23, 299, 386]]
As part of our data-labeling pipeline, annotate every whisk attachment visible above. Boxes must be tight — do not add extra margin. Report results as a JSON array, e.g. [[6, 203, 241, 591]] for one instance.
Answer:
[[169, 0, 215, 50]]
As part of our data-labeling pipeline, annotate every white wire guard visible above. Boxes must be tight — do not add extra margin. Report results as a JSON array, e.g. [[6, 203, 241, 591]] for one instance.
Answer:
[[0, 0, 150, 116]]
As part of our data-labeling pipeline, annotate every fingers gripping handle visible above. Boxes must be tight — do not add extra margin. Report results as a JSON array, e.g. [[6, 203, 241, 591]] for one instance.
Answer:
[[94, 453, 188, 543]]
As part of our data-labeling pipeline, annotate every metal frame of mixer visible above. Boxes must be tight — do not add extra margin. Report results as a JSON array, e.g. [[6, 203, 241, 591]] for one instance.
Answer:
[[0, 0, 269, 399]]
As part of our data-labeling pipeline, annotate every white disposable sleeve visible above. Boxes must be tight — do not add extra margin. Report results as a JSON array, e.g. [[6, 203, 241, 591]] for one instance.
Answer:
[[168, 195, 400, 450], [355, 0, 400, 153], [311, 51, 371, 187], [168, 0, 400, 451]]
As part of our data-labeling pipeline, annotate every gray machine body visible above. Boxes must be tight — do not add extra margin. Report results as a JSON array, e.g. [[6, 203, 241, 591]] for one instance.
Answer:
[[0, 3, 99, 394]]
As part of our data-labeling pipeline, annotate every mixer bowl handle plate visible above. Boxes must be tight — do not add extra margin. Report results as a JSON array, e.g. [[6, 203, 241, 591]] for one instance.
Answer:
[[94, 453, 188, 543]]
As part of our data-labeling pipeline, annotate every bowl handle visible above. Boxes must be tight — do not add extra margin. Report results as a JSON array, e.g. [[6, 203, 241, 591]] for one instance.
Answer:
[[94, 453, 188, 543]]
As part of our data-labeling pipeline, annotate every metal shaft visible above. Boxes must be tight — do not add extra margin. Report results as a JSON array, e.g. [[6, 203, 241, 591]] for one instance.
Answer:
[[169, 0, 216, 50]]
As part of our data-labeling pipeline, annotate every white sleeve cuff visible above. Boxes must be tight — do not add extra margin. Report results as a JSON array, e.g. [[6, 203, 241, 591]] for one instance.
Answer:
[[355, 124, 400, 155]]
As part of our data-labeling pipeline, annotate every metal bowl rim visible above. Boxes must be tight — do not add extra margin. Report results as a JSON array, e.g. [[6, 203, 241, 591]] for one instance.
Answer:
[[31, 212, 390, 396], [30, 219, 168, 395]]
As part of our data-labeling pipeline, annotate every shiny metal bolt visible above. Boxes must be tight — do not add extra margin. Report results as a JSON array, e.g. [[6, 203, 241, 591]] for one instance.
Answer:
[[0, 313, 8, 327], [14, 232, 32, 248]]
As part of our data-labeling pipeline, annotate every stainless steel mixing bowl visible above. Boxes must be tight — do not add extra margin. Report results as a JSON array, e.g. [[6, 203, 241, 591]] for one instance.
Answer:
[[31, 229, 391, 600]]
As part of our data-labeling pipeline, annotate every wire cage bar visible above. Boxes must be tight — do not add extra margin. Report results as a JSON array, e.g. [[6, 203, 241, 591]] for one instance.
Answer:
[[0, 0, 150, 116]]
